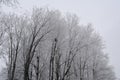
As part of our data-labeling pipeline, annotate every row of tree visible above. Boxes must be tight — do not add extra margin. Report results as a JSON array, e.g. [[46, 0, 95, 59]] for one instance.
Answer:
[[0, 8, 116, 80]]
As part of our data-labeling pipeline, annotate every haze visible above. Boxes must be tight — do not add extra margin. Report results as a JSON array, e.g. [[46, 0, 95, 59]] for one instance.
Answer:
[[1, 0, 120, 79]]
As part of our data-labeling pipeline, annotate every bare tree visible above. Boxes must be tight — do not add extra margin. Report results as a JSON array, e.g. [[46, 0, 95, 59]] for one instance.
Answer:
[[22, 8, 55, 80], [0, 14, 26, 80], [0, 8, 116, 80]]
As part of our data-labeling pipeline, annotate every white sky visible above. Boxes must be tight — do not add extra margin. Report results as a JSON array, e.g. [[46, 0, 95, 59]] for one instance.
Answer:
[[1, 0, 120, 78]]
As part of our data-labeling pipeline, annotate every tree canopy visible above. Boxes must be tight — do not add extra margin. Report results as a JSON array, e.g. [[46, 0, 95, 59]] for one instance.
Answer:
[[0, 8, 116, 80]]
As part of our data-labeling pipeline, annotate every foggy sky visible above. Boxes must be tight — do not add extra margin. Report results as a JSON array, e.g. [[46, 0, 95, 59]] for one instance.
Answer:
[[1, 0, 120, 78]]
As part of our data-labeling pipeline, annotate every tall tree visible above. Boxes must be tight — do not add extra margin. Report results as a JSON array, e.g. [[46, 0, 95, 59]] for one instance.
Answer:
[[0, 8, 116, 80]]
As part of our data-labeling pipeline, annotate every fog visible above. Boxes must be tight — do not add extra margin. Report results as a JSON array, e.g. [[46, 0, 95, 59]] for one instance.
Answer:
[[0, 0, 120, 79]]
